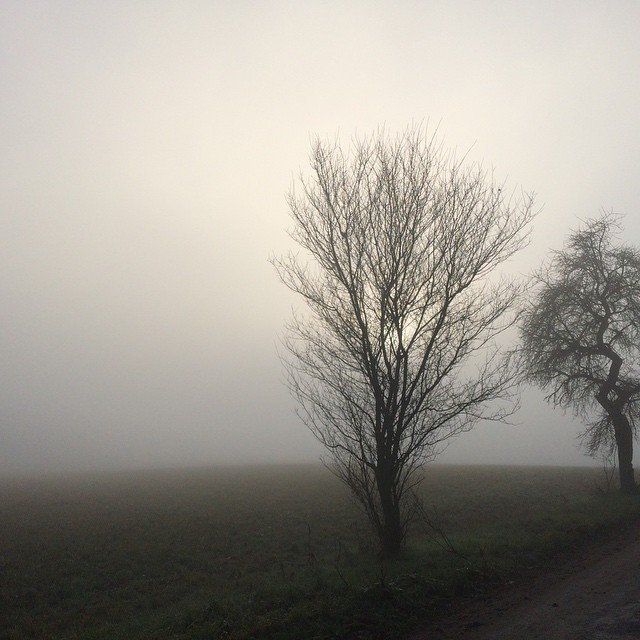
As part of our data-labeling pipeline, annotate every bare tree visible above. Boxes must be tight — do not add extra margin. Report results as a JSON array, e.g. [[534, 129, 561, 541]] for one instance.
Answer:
[[518, 215, 640, 494], [273, 128, 535, 555]]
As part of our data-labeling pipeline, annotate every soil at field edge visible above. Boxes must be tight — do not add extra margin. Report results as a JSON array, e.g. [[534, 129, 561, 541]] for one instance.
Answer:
[[411, 524, 640, 639]]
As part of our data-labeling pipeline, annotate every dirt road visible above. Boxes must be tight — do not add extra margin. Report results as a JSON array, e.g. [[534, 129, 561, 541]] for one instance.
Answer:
[[411, 526, 640, 640]]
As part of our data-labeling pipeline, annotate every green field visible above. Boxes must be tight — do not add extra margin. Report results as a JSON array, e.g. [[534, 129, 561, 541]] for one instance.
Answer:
[[2, 464, 639, 639]]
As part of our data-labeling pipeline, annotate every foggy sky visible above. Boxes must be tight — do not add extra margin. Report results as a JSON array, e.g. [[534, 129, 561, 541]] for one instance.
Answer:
[[2, 1, 640, 476]]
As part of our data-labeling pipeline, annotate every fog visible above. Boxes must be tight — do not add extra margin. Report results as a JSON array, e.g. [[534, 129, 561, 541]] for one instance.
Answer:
[[2, 1, 639, 477]]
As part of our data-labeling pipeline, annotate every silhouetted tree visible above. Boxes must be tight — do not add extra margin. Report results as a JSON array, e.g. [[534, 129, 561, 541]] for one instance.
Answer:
[[274, 127, 535, 555], [519, 215, 640, 494]]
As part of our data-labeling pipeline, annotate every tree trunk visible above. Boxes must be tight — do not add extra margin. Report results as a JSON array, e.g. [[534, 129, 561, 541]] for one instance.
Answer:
[[612, 412, 637, 494], [595, 374, 637, 494], [376, 468, 404, 557], [381, 501, 403, 557]]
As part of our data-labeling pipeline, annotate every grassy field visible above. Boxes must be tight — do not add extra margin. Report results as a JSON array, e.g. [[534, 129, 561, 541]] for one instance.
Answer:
[[1, 464, 639, 639]]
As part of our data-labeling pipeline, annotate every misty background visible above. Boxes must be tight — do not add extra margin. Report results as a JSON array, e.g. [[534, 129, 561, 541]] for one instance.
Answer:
[[2, 1, 639, 477]]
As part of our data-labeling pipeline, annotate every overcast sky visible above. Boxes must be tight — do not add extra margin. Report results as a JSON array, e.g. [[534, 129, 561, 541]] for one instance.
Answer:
[[2, 1, 639, 476]]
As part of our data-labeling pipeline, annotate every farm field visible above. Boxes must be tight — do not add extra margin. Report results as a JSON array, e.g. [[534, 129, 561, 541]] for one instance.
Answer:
[[1, 464, 639, 640]]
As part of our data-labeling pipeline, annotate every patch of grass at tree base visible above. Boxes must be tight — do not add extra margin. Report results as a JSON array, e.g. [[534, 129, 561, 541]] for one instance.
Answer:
[[218, 493, 640, 640]]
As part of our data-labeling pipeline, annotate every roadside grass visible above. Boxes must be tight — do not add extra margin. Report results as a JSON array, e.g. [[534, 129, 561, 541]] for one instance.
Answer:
[[1, 464, 639, 639]]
